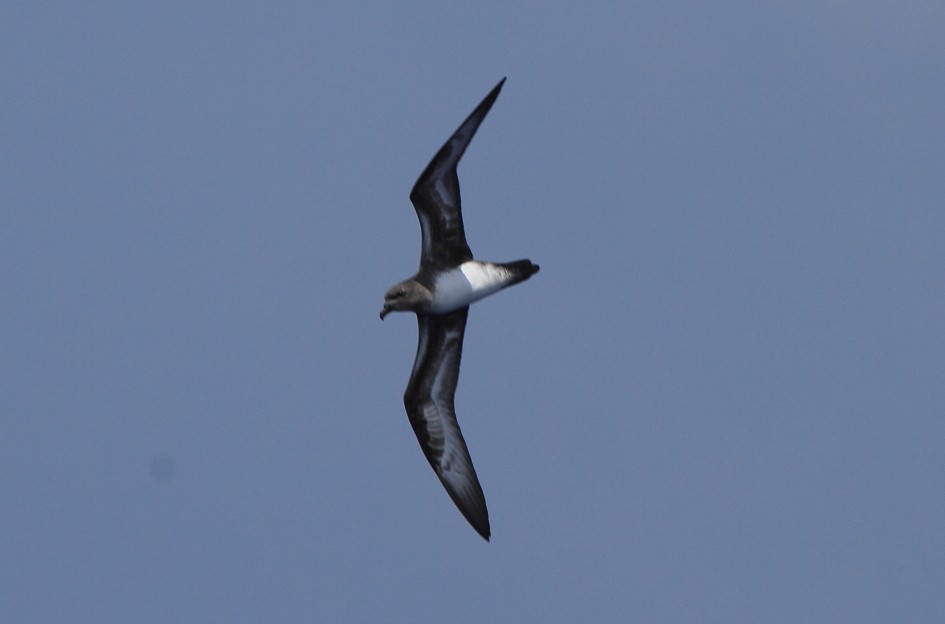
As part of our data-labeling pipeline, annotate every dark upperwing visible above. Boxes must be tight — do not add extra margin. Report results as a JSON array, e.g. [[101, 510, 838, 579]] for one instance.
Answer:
[[409, 78, 506, 271], [403, 307, 490, 540]]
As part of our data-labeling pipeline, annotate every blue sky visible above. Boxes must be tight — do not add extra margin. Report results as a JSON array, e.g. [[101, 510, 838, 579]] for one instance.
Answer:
[[3, 2, 944, 622]]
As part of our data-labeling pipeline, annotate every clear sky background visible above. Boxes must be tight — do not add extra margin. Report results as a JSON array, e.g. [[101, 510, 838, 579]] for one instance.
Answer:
[[3, 2, 944, 622]]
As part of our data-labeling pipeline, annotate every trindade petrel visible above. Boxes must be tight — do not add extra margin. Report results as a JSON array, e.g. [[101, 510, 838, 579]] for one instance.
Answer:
[[380, 78, 538, 540]]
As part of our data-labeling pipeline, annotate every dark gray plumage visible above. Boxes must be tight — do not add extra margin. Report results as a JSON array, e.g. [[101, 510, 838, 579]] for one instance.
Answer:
[[382, 79, 538, 540]]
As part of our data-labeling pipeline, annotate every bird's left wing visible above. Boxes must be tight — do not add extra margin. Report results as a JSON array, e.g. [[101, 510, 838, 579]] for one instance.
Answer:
[[409, 78, 505, 270]]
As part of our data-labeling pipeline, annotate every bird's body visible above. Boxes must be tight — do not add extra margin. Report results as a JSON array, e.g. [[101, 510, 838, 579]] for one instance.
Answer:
[[381, 78, 538, 541], [387, 260, 535, 316]]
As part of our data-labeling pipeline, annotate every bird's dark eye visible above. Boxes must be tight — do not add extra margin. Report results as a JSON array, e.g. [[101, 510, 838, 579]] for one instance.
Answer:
[[396, 289, 406, 298]]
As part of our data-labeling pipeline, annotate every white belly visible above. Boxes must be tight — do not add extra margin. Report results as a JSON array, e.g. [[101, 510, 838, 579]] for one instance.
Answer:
[[429, 262, 511, 314]]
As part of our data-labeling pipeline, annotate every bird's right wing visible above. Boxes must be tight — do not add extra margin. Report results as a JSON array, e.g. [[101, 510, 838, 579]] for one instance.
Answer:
[[403, 307, 490, 540]]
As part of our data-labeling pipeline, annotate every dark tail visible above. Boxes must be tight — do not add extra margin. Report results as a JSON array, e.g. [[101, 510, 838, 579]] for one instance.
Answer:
[[501, 259, 540, 285]]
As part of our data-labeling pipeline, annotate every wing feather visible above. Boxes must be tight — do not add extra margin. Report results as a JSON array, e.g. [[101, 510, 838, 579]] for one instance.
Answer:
[[409, 78, 506, 270], [403, 307, 490, 540]]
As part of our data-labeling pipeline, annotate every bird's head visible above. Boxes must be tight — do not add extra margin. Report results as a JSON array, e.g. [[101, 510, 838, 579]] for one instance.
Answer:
[[380, 279, 432, 320]]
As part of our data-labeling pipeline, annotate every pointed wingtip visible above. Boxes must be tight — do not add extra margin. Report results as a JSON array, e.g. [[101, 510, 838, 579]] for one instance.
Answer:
[[471, 511, 491, 541], [478, 78, 506, 113], [454, 498, 491, 542], [492, 77, 507, 97]]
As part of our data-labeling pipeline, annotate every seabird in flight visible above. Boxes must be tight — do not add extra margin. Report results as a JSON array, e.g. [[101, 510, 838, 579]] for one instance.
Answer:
[[380, 78, 538, 540]]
